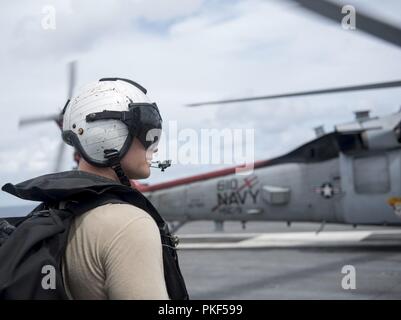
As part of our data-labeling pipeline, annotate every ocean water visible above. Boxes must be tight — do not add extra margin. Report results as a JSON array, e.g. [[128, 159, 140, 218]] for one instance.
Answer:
[[0, 204, 37, 218]]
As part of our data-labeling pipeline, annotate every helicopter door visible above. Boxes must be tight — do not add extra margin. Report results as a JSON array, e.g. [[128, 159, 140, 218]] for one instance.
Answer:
[[339, 151, 400, 224]]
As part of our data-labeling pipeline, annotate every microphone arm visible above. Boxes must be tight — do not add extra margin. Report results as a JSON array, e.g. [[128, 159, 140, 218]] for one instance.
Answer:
[[150, 160, 172, 172]]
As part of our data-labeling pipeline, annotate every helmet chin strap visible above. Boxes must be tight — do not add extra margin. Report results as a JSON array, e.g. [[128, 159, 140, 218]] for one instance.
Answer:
[[104, 149, 131, 187]]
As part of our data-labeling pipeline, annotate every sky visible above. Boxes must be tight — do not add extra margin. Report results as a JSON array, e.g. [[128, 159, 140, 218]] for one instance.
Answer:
[[1, 0, 401, 206]]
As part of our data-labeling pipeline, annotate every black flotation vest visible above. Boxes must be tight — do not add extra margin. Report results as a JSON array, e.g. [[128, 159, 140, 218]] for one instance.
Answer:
[[0, 170, 189, 300]]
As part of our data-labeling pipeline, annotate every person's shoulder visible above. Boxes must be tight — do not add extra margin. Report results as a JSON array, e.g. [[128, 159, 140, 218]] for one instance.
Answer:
[[78, 203, 156, 235], [90, 203, 150, 220]]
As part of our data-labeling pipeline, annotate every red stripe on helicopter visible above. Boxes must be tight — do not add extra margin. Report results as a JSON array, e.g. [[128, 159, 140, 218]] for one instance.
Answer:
[[133, 160, 269, 192]]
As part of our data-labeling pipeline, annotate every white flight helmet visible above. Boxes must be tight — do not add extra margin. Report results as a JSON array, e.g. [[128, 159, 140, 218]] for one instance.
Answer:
[[62, 78, 162, 185]]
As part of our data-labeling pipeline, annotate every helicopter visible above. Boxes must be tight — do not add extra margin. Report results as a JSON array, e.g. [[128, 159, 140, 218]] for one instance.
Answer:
[[138, 108, 401, 232], [136, 0, 401, 231], [10, 0, 401, 232]]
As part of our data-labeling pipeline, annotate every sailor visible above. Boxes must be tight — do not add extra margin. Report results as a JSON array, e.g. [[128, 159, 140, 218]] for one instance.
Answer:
[[62, 78, 166, 299], [1, 78, 188, 300]]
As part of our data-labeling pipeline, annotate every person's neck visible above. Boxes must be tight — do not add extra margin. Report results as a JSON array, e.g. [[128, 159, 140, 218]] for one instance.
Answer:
[[78, 160, 119, 182]]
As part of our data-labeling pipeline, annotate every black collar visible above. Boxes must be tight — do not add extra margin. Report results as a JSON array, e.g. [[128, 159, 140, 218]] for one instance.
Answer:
[[2, 170, 133, 203]]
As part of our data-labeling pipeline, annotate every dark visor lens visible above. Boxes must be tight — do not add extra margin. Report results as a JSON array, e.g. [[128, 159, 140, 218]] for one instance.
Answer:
[[130, 103, 162, 149]]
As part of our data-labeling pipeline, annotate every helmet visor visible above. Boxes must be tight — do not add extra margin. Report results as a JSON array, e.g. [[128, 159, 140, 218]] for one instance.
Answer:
[[129, 103, 162, 150]]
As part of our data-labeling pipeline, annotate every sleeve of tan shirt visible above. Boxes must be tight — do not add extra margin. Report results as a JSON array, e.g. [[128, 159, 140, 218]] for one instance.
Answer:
[[102, 212, 169, 299], [63, 203, 169, 300]]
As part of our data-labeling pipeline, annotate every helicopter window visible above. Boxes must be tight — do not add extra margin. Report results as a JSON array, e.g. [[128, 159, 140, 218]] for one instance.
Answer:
[[337, 133, 365, 152], [353, 154, 390, 194], [278, 133, 339, 163]]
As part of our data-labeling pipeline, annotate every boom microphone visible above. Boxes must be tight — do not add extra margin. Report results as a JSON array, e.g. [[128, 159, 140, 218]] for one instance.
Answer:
[[150, 160, 172, 172]]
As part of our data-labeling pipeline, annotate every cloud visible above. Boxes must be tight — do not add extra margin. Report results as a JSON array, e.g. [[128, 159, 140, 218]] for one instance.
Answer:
[[1, 0, 401, 206], [5, 0, 205, 60]]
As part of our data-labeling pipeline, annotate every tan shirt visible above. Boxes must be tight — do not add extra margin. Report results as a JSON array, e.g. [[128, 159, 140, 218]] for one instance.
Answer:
[[62, 203, 169, 300]]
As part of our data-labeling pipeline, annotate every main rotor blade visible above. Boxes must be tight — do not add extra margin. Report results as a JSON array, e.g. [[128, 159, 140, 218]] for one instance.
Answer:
[[19, 114, 60, 127], [67, 60, 77, 99], [290, 0, 401, 48], [187, 80, 401, 107]]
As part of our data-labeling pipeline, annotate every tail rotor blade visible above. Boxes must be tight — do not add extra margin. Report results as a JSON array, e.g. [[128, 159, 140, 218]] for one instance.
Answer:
[[67, 61, 77, 100], [54, 140, 66, 172], [19, 114, 60, 128]]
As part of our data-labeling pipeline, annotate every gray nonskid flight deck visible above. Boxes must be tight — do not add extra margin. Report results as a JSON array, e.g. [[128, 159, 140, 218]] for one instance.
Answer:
[[176, 221, 401, 299]]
